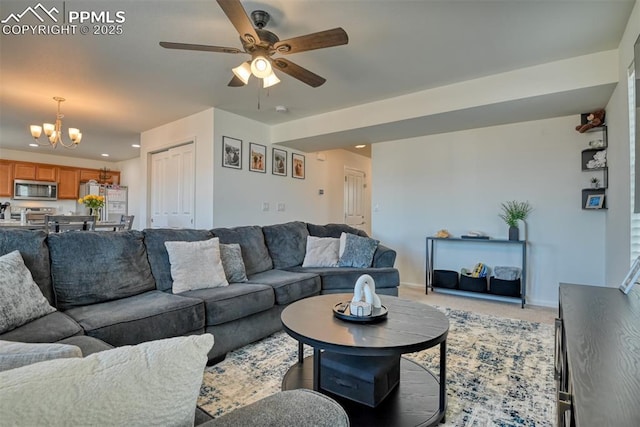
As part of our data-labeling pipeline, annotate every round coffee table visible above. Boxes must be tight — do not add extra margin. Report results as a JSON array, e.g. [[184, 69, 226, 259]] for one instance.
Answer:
[[281, 294, 449, 426]]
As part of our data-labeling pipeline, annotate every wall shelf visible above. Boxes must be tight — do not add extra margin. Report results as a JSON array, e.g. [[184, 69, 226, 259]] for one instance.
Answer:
[[579, 125, 607, 210]]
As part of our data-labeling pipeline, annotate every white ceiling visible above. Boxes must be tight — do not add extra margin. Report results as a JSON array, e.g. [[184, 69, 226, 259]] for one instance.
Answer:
[[0, 0, 635, 162]]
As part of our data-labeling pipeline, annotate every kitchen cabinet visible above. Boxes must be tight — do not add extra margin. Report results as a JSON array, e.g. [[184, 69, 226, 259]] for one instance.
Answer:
[[79, 169, 120, 185], [57, 168, 80, 199], [0, 161, 12, 197], [13, 162, 57, 182]]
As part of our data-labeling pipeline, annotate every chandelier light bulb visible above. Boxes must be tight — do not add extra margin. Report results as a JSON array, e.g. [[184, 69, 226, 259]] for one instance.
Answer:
[[30, 125, 42, 138], [43, 123, 55, 136]]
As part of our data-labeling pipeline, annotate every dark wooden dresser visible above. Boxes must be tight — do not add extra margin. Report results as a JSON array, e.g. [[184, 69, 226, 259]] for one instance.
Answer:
[[556, 283, 640, 426]]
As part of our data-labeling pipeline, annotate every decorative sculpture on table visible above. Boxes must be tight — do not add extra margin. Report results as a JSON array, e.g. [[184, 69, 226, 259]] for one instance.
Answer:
[[350, 274, 381, 317]]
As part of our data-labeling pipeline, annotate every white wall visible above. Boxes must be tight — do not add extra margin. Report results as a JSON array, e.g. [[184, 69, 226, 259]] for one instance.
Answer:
[[604, 1, 640, 286], [138, 108, 215, 229], [372, 115, 606, 307], [212, 109, 371, 231]]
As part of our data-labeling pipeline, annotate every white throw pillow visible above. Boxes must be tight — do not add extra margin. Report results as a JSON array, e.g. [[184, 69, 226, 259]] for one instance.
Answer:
[[0, 334, 214, 427], [165, 238, 228, 293], [0, 250, 56, 334], [0, 340, 82, 372], [302, 236, 340, 267]]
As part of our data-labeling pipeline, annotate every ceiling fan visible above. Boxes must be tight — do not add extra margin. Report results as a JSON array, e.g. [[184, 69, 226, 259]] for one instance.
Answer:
[[159, 0, 348, 88]]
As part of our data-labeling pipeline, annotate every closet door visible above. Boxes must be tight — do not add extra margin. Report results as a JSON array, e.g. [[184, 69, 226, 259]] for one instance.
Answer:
[[150, 142, 195, 228]]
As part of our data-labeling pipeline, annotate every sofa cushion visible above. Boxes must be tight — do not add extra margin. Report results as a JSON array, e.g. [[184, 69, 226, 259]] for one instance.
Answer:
[[0, 251, 56, 334], [143, 229, 214, 292], [165, 238, 228, 293], [211, 226, 273, 275], [307, 223, 368, 238], [63, 290, 205, 347], [247, 269, 320, 305], [338, 232, 379, 268], [49, 231, 156, 310], [0, 229, 53, 304], [302, 236, 340, 267], [0, 311, 83, 343], [0, 334, 214, 427], [220, 243, 248, 283], [287, 267, 400, 292], [180, 283, 274, 326], [262, 221, 309, 269], [0, 340, 82, 372], [57, 336, 113, 356]]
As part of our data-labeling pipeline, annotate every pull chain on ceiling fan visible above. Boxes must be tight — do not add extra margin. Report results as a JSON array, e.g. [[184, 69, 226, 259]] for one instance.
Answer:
[[159, 0, 348, 88]]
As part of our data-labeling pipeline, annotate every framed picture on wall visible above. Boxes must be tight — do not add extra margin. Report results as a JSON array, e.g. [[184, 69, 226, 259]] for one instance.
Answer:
[[249, 143, 266, 173], [585, 194, 605, 209], [222, 136, 242, 169], [620, 256, 640, 294], [272, 148, 287, 176], [292, 153, 305, 179]]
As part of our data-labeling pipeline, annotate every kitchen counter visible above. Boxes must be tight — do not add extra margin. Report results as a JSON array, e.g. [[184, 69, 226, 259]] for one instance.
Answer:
[[0, 220, 122, 231]]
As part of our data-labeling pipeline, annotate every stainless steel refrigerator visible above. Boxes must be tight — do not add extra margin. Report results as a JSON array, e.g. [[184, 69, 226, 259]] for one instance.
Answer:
[[79, 183, 128, 222]]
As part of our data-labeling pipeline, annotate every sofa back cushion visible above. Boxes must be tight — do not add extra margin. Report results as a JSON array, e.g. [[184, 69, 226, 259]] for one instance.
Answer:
[[48, 231, 156, 310], [307, 223, 369, 238], [0, 230, 53, 305], [142, 229, 214, 292], [262, 221, 309, 269], [211, 226, 273, 275]]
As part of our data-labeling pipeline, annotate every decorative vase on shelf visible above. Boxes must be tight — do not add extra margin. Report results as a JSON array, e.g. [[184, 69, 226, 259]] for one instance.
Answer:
[[508, 226, 519, 241], [89, 208, 100, 221]]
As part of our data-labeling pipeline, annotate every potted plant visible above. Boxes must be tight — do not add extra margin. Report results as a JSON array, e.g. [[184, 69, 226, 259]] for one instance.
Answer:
[[591, 177, 600, 189], [498, 200, 532, 241]]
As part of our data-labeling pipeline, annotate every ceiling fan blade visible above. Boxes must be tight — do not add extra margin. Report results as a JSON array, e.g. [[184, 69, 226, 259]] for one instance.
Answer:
[[216, 0, 261, 45], [159, 41, 242, 54], [228, 75, 246, 87], [272, 58, 326, 88], [274, 28, 348, 55]]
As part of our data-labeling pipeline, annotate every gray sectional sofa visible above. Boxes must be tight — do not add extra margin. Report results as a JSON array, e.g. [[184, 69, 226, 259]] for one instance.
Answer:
[[0, 221, 398, 361], [0, 221, 397, 425]]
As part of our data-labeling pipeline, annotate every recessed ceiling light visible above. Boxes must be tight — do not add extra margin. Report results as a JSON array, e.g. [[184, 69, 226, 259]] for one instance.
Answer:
[[132, 144, 141, 148], [29, 143, 38, 147], [101, 153, 109, 157], [355, 144, 366, 149], [275, 105, 288, 113]]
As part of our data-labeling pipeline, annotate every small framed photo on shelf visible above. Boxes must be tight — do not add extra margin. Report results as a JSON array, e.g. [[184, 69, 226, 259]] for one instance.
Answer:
[[249, 143, 266, 173], [292, 153, 305, 179], [272, 148, 287, 176], [222, 136, 242, 169], [585, 194, 605, 209], [620, 256, 640, 294]]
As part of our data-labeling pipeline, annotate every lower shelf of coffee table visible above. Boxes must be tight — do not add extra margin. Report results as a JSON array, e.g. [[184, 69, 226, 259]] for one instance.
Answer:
[[282, 355, 446, 427]]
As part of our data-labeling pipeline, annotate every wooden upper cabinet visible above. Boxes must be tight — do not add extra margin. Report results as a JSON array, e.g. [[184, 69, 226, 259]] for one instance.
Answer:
[[13, 163, 36, 180], [80, 169, 120, 185], [13, 162, 57, 182], [0, 161, 12, 197], [57, 168, 80, 199]]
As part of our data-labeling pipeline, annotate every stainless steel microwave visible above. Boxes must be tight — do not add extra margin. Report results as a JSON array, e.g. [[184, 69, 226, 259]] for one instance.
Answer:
[[13, 179, 58, 201]]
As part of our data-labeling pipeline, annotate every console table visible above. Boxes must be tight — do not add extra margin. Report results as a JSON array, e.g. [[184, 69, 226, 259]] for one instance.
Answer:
[[556, 283, 640, 426], [426, 237, 527, 307]]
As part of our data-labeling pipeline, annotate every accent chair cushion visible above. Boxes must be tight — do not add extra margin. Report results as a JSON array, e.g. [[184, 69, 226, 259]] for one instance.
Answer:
[[338, 233, 379, 268], [220, 243, 248, 283], [165, 238, 228, 293], [302, 236, 340, 267], [0, 251, 56, 334], [0, 340, 82, 372], [0, 334, 214, 426]]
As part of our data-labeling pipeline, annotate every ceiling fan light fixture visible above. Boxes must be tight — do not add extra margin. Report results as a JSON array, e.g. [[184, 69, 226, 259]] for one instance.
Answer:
[[263, 71, 280, 88], [251, 56, 272, 78], [232, 62, 251, 85]]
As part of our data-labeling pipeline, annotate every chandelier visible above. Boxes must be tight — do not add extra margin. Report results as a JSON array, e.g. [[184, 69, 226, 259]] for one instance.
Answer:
[[30, 97, 82, 149]]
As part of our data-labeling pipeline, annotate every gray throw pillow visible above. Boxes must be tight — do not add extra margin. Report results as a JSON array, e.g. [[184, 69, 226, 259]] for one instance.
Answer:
[[220, 243, 248, 283], [0, 251, 56, 334], [0, 341, 82, 372], [338, 233, 379, 268]]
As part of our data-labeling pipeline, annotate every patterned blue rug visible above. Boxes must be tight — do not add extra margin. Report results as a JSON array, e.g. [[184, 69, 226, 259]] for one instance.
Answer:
[[198, 308, 555, 426]]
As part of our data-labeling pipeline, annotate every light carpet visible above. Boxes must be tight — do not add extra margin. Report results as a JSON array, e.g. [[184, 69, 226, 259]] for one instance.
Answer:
[[198, 307, 555, 426]]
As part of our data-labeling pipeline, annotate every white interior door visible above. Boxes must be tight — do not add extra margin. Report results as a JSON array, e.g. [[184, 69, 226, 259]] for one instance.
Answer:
[[344, 167, 366, 229], [150, 143, 195, 228]]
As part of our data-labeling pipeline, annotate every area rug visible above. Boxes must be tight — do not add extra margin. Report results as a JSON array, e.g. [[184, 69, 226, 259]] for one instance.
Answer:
[[198, 308, 555, 426]]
